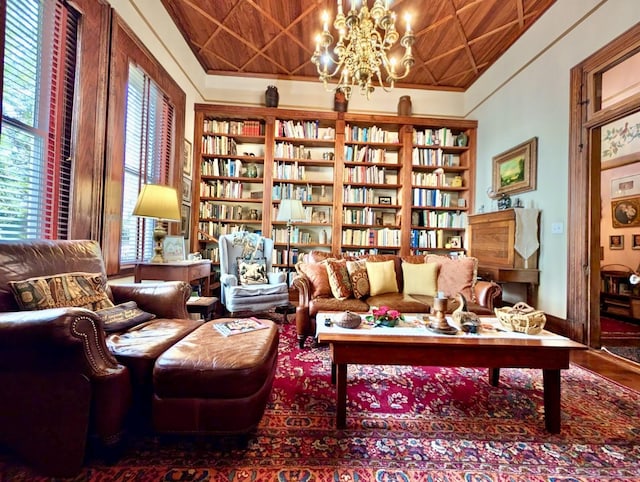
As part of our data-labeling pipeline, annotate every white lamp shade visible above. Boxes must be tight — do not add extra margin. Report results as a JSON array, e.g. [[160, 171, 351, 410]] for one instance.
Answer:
[[132, 184, 181, 221], [276, 199, 306, 222]]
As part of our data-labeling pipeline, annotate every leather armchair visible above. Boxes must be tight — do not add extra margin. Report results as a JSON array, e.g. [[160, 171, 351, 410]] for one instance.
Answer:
[[219, 232, 289, 314], [0, 241, 131, 477]]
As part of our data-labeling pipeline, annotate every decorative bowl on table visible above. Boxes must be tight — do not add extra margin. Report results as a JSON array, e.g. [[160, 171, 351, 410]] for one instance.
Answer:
[[336, 311, 362, 329], [494, 302, 546, 335]]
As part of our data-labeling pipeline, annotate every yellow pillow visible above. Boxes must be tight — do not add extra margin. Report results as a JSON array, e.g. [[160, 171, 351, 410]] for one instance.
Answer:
[[366, 260, 399, 296], [401, 262, 438, 297]]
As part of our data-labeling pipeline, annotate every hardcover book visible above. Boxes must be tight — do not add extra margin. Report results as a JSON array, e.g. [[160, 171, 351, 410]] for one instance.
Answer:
[[213, 317, 269, 337]]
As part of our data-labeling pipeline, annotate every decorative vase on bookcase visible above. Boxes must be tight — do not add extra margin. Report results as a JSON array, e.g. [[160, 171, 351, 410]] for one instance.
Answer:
[[265, 85, 279, 108], [397, 95, 412, 116]]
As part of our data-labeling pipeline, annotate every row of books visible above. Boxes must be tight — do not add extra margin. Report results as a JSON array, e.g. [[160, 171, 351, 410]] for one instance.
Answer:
[[198, 202, 261, 221], [410, 229, 446, 249], [203, 119, 264, 136], [342, 228, 401, 247], [412, 210, 468, 228], [273, 161, 313, 181], [344, 124, 399, 143], [197, 222, 252, 238], [275, 119, 322, 139], [201, 159, 257, 178], [342, 207, 394, 225], [412, 128, 457, 147], [201, 135, 238, 155], [412, 172, 462, 188], [272, 227, 316, 245], [343, 165, 393, 184], [272, 183, 319, 202], [412, 188, 460, 208], [344, 145, 400, 164], [342, 186, 394, 204], [412, 148, 461, 167], [200, 180, 243, 199], [273, 142, 325, 160]]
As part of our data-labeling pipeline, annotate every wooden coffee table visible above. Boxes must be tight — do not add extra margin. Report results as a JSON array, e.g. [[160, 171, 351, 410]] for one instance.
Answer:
[[316, 313, 586, 433]]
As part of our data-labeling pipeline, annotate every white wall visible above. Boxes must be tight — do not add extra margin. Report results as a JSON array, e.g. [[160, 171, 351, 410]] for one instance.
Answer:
[[464, 0, 640, 317]]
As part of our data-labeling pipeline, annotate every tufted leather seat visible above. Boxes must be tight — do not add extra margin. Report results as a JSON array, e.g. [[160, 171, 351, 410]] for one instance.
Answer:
[[152, 318, 279, 434]]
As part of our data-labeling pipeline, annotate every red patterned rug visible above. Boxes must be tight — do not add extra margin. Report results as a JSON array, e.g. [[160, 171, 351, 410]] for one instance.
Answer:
[[2, 322, 640, 481]]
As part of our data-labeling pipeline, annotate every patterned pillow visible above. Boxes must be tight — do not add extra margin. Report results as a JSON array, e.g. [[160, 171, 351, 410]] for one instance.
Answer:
[[325, 259, 352, 300], [346, 259, 370, 299], [9, 271, 114, 311], [96, 301, 155, 333], [237, 257, 268, 285]]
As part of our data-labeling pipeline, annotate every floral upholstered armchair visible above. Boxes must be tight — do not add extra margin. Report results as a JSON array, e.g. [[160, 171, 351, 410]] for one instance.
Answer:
[[219, 232, 289, 315]]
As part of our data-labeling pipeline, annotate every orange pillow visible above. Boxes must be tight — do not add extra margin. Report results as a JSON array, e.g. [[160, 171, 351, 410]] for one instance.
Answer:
[[325, 259, 352, 300], [297, 261, 332, 298], [425, 254, 477, 301]]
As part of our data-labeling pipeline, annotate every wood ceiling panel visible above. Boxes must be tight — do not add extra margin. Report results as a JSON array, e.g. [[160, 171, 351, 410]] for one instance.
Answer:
[[160, 0, 557, 91]]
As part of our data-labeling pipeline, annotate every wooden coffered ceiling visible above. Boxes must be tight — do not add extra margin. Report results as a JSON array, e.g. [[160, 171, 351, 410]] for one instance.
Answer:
[[161, 0, 556, 91]]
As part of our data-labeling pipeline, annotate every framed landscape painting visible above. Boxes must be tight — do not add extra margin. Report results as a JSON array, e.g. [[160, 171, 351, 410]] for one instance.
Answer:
[[492, 137, 538, 196]]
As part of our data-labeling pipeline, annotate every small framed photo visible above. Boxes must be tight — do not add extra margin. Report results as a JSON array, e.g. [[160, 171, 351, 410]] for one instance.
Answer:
[[163, 235, 186, 262], [632, 234, 640, 250], [609, 235, 624, 250], [611, 196, 640, 228], [181, 203, 191, 239], [381, 212, 395, 226], [183, 139, 193, 177], [448, 236, 462, 249], [182, 176, 192, 204], [378, 196, 392, 205]]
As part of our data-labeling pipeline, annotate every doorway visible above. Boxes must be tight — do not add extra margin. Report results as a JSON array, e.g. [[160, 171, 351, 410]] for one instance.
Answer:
[[568, 23, 640, 348]]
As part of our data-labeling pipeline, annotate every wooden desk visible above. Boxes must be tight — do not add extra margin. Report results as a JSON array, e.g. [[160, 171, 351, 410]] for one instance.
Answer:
[[316, 313, 585, 433], [134, 260, 211, 295]]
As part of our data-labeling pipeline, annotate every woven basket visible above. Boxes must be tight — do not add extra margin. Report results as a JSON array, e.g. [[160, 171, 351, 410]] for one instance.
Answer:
[[336, 311, 362, 329], [494, 302, 546, 335]]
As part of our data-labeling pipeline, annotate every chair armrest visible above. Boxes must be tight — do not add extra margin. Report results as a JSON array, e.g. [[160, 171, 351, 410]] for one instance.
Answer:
[[110, 281, 190, 319], [269, 271, 286, 284], [474, 280, 502, 310], [0, 308, 121, 376], [220, 273, 238, 287]]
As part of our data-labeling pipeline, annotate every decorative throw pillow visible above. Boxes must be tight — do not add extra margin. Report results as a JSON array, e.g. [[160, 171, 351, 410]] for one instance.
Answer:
[[9, 272, 114, 311], [325, 259, 352, 300], [401, 262, 439, 297], [96, 301, 155, 333], [346, 259, 370, 299], [237, 257, 268, 285], [425, 254, 478, 301], [297, 260, 332, 298], [366, 260, 399, 296]]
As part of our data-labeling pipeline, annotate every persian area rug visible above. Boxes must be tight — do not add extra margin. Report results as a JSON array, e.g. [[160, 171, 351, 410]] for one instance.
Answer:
[[2, 323, 640, 481], [604, 345, 640, 364]]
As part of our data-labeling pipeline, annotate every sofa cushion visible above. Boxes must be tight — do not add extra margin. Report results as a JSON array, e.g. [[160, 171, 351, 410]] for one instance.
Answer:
[[346, 259, 370, 299], [425, 255, 478, 301], [366, 260, 399, 296], [298, 261, 332, 298], [9, 271, 114, 311], [309, 297, 369, 317], [401, 262, 438, 297], [366, 293, 432, 314], [96, 301, 156, 333], [326, 259, 352, 300]]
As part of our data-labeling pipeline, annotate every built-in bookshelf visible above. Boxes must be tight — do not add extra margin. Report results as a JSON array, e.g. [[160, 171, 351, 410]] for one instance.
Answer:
[[191, 105, 477, 291], [601, 270, 640, 321]]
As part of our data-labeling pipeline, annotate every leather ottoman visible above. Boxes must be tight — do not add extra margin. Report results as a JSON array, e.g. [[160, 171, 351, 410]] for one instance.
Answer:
[[152, 318, 279, 434]]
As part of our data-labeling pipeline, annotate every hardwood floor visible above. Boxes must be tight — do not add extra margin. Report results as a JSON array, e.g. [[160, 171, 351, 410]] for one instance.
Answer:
[[571, 349, 640, 391]]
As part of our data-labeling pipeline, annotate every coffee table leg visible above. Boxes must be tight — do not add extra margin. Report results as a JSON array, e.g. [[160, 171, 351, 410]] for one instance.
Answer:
[[336, 363, 347, 429], [489, 368, 500, 386], [543, 369, 561, 433], [331, 362, 336, 384]]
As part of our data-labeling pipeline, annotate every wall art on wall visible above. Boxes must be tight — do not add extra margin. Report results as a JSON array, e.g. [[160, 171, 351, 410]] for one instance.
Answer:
[[609, 235, 624, 250], [163, 235, 186, 261], [632, 233, 640, 250], [601, 110, 640, 169], [611, 196, 640, 228], [182, 176, 192, 204], [181, 203, 191, 238], [611, 174, 640, 199], [492, 137, 537, 196], [183, 139, 193, 177]]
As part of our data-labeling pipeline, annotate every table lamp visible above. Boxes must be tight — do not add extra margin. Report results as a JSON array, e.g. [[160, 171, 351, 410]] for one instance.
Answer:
[[132, 184, 181, 263], [276, 199, 306, 284]]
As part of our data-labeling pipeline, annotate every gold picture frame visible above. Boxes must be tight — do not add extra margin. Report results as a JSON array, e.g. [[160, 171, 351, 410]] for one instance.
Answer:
[[611, 196, 640, 228], [492, 137, 538, 196]]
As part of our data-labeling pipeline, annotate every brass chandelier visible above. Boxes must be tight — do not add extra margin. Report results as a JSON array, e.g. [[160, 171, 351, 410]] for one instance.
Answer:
[[311, 0, 415, 100]]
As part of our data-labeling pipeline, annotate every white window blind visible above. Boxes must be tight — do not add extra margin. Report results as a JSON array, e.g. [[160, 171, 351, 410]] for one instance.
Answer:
[[120, 63, 174, 264], [0, 0, 77, 240]]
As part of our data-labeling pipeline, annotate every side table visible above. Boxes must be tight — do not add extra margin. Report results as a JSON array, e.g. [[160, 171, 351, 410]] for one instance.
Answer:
[[134, 260, 212, 295]]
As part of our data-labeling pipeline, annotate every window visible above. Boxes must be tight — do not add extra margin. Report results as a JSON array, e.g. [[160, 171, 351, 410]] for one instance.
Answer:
[[119, 63, 174, 264], [0, 0, 78, 240]]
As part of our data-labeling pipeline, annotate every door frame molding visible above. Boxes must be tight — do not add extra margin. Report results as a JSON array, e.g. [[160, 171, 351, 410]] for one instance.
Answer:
[[568, 23, 640, 347]]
